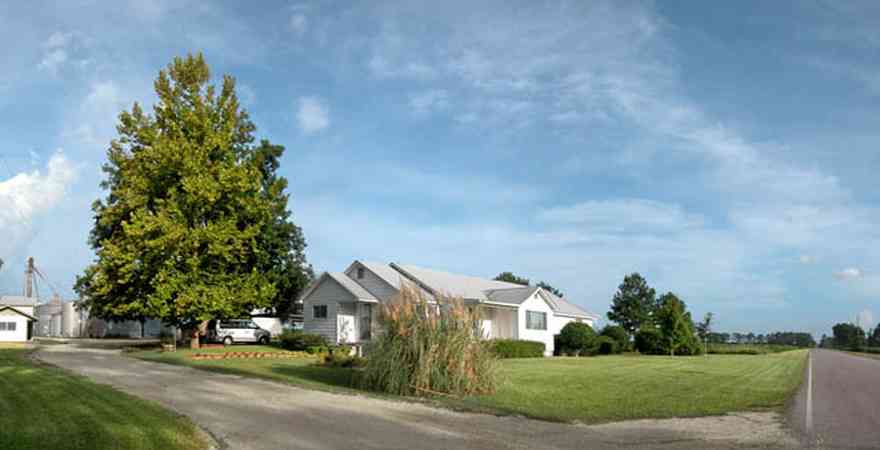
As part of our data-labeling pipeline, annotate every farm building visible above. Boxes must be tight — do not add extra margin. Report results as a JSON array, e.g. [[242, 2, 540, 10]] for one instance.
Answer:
[[0, 296, 37, 342]]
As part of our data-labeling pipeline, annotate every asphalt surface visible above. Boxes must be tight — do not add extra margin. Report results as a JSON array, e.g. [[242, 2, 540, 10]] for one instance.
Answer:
[[36, 346, 797, 450], [788, 349, 880, 449]]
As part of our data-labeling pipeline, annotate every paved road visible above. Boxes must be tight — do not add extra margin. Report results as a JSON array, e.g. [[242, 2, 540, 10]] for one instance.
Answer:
[[37, 346, 796, 450], [788, 349, 880, 448]]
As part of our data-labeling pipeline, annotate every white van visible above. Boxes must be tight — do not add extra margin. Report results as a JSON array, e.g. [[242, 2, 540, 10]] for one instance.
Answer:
[[209, 319, 271, 345]]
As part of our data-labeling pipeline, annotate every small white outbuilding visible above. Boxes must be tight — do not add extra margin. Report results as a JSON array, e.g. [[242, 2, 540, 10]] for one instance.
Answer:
[[0, 305, 37, 342]]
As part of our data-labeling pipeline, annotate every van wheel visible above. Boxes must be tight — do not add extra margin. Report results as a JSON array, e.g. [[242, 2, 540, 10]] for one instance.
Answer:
[[258, 336, 270, 345], [223, 336, 233, 346]]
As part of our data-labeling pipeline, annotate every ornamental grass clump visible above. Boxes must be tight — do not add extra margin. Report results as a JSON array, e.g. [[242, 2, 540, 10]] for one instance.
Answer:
[[359, 285, 496, 396]]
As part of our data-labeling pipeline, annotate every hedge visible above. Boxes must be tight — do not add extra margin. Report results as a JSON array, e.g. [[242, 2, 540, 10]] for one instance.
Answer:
[[490, 339, 546, 358], [278, 330, 329, 351]]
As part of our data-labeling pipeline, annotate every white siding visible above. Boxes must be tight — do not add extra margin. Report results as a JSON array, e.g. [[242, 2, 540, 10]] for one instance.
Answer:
[[303, 277, 357, 343], [0, 310, 29, 342], [516, 293, 555, 355], [346, 263, 398, 302]]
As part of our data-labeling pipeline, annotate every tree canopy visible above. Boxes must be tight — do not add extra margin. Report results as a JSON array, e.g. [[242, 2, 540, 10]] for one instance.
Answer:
[[493, 272, 564, 297], [832, 323, 866, 351], [75, 53, 311, 332], [493, 272, 529, 286], [607, 273, 657, 334], [654, 292, 699, 356]]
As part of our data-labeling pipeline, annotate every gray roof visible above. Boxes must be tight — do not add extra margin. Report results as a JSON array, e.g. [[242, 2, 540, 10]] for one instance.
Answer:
[[392, 263, 598, 319], [485, 286, 539, 305], [391, 263, 523, 301], [0, 296, 36, 307], [326, 272, 379, 302], [539, 290, 598, 319]]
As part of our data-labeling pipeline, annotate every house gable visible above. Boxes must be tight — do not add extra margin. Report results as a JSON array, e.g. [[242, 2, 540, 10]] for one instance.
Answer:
[[344, 261, 400, 302], [0, 306, 37, 321]]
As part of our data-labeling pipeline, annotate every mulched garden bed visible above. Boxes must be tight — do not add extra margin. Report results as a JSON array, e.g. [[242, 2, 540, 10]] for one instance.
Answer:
[[191, 351, 312, 360]]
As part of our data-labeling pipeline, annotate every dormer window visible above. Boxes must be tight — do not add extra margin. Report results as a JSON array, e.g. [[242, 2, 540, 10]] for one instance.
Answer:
[[357, 267, 365, 279]]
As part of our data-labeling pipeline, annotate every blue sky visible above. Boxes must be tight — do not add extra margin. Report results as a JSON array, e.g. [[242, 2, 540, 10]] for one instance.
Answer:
[[2, 1, 879, 336]]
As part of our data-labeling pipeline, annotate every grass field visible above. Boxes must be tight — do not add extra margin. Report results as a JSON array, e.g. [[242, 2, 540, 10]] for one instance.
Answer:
[[134, 345, 807, 424], [0, 347, 208, 450]]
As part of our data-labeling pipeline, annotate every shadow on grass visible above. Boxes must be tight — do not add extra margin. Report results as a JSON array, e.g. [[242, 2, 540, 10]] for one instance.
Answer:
[[269, 364, 357, 389]]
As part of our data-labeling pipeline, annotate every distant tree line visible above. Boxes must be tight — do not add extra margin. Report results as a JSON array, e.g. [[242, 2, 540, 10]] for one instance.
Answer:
[[824, 322, 880, 351], [705, 331, 815, 347]]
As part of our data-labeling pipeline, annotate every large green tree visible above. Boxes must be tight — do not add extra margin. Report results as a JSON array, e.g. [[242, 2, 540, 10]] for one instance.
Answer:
[[76, 53, 310, 346], [869, 323, 880, 348], [249, 140, 314, 317], [607, 273, 657, 335], [832, 323, 866, 350], [654, 292, 699, 356]]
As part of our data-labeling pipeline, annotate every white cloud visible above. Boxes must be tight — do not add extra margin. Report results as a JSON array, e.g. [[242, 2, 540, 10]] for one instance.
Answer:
[[0, 151, 77, 232], [44, 31, 72, 49], [835, 267, 864, 281], [368, 55, 437, 80], [408, 90, 449, 115], [857, 309, 874, 330], [799, 255, 817, 264], [290, 14, 308, 36], [37, 31, 74, 74], [38, 49, 68, 74], [64, 81, 130, 148], [538, 199, 705, 233], [296, 96, 329, 134]]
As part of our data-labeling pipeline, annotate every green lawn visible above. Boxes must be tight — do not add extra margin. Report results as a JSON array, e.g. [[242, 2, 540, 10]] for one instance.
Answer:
[[0, 347, 208, 450], [133, 345, 807, 424], [453, 350, 807, 423]]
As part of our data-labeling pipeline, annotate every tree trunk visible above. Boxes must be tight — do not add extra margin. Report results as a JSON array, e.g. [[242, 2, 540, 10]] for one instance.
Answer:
[[190, 328, 200, 349]]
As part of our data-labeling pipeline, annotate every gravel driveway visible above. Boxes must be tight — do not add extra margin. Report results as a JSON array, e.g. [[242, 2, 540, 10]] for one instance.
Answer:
[[36, 346, 797, 450]]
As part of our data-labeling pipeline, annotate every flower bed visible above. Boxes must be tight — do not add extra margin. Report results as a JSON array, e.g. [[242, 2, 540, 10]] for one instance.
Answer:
[[191, 351, 312, 360]]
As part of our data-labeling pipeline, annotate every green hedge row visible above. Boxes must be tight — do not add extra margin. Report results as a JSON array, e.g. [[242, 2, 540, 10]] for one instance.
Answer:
[[489, 339, 546, 358]]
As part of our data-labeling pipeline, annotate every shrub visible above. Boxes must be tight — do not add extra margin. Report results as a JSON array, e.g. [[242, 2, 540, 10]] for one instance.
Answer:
[[634, 327, 664, 355], [359, 285, 496, 396], [305, 345, 327, 355], [278, 330, 328, 351], [556, 322, 596, 356], [490, 339, 545, 358], [321, 346, 367, 368], [600, 325, 628, 353], [595, 336, 619, 355]]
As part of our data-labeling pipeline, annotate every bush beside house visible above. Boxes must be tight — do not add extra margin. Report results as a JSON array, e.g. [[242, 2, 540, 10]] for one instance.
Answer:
[[490, 339, 545, 358], [555, 322, 596, 356], [278, 330, 328, 353]]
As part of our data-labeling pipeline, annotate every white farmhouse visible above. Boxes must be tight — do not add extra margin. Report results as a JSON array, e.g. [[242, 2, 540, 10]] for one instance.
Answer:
[[0, 296, 37, 342], [300, 261, 598, 355]]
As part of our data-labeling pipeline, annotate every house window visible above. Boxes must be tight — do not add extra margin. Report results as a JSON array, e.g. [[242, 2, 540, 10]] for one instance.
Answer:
[[313, 305, 328, 319], [526, 311, 547, 330], [0, 322, 14, 332], [357, 267, 365, 279]]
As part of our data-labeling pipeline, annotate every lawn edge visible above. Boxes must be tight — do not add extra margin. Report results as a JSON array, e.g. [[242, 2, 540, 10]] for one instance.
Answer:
[[129, 349, 810, 426], [31, 346, 220, 450]]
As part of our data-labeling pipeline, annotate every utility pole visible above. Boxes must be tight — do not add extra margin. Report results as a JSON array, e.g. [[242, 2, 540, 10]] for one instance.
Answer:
[[24, 257, 35, 298]]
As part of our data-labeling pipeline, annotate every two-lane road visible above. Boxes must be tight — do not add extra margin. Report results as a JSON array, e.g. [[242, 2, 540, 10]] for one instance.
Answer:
[[789, 349, 880, 448]]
